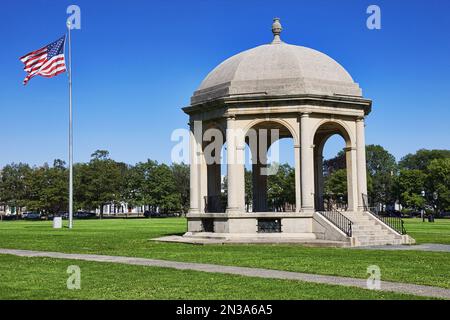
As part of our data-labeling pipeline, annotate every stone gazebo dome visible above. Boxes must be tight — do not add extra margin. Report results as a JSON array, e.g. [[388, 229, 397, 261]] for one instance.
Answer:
[[179, 18, 413, 247], [192, 23, 362, 105]]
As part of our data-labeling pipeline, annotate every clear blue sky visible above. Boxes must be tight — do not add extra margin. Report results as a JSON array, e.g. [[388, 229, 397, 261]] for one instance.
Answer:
[[1, 0, 449, 167]]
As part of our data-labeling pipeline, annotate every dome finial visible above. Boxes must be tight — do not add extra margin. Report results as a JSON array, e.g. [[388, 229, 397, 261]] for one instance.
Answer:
[[271, 17, 283, 44]]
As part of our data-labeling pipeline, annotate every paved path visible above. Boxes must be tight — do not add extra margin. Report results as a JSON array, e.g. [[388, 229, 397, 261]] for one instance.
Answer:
[[1, 248, 449, 299], [353, 243, 450, 253]]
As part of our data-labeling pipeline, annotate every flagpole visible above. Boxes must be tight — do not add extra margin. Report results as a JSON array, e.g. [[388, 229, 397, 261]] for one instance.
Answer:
[[67, 20, 73, 229]]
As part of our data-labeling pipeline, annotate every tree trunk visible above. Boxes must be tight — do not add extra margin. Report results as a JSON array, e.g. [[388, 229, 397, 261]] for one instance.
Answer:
[[100, 205, 104, 219]]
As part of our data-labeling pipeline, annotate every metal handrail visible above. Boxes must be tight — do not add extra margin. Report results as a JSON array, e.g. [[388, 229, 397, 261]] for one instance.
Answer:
[[362, 194, 406, 235], [317, 209, 353, 237]]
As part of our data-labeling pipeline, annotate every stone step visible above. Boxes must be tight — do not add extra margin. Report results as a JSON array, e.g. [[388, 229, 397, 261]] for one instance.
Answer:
[[352, 222, 379, 227], [345, 215, 371, 220], [352, 225, 383, 231], [355, 235, 399, 242], [352, 231, 390, 237], [357, 239, 404, 246]]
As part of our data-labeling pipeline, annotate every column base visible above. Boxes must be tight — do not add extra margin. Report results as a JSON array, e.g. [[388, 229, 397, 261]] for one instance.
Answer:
[[187, 208, 201, 216], [301, 207, 315, 214], [226, 207, 244, 215]]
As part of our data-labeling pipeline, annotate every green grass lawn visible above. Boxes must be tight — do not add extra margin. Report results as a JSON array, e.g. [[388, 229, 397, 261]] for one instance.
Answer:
[[0, 254, 428, 300], [0, 218, 449, 291], [403, 218, 450, 244]]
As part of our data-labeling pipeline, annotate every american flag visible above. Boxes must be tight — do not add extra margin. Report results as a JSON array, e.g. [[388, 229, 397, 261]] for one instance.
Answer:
[[19, 36, 66, 85]]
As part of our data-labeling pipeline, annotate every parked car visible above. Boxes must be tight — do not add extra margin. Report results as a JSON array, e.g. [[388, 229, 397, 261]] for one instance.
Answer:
[[74, 211, 97, 219], [22, 212, 42, 220], [59, 212, 69, 219], [144, 210, 161, 218], [1, 214, 19, 221]]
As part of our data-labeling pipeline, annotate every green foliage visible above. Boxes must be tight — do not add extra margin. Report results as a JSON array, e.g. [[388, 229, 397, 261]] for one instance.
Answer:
[[26, 161, 68, 214], [170, 163, 190, 213], [267, 163, 295, 211], [324, 169, 347, 198], [427, 158, 450, 211], [1, 146, 449, 216], [399, 149, 450, 171], [323, 150, 345, 175], [244, 169, 252, 210], [74, 151, 126, 216], [131, 160, 181, 213], [395, 150, 450, 213], [395, 169, 426, 209], [0, 150, 190, 216], [366, 145, 397, 206], [0, 163, 32, 212]]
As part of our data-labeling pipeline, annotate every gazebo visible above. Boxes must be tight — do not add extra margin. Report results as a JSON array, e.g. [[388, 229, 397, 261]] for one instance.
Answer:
[[181, 18, 414, 246]]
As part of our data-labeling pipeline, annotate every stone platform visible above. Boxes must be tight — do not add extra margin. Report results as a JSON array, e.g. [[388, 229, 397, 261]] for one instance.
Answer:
[[152, 233, 349, 247]]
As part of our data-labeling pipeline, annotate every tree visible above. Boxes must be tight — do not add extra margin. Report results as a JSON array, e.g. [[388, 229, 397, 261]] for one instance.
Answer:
[[245, 169, 252, 211], [0, 163, 32, 216], [151, 163, 181, 213], [121, 164, 145, 212], [323, 150, 345, 176], [394, 169, 426, 210], [24, 160, 68, 215], [324, 169, 347, 200], [133, 160, 181, 213], [171, 163, 190, 214], [365, 145, 397, 207], [399, 149, 450, 171], [75, 150, 124, 217], [427, 158, 450, 212], [267, 163, 295, 211], [90, 150, 110, 161], [136, 160, 180, 213]]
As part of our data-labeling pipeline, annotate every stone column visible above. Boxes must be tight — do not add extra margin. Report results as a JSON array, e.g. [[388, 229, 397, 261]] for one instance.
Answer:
[[189, 122, 200, 214], [345, 146, 358, 212], [294, 144, 301, 212], [356, 117, 368, 210], [300, 113, 315, 212], [226, 116, 245, 214]]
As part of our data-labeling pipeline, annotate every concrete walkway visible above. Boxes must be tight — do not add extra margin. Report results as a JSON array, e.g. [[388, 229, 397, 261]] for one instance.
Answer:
[[1, 248, 449, 299], [353, 243, 450, 253]]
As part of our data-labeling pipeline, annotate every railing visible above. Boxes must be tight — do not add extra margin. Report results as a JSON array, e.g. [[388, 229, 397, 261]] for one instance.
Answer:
[[362, 194, 407, 235], [317, 209, 353, 237]]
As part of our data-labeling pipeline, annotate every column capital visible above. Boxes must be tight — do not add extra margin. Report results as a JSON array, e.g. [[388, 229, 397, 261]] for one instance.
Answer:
[[356, 116, 365, 122], [226, 114, 236, 121], [344, 146, 357, 151], [300, 112, 312, 118]]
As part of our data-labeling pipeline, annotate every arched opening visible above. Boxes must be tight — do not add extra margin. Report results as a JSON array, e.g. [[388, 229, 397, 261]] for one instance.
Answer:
[[202, 125, 227, 213], [313, 121, 356, 211], [245, 121, 296, 213]]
